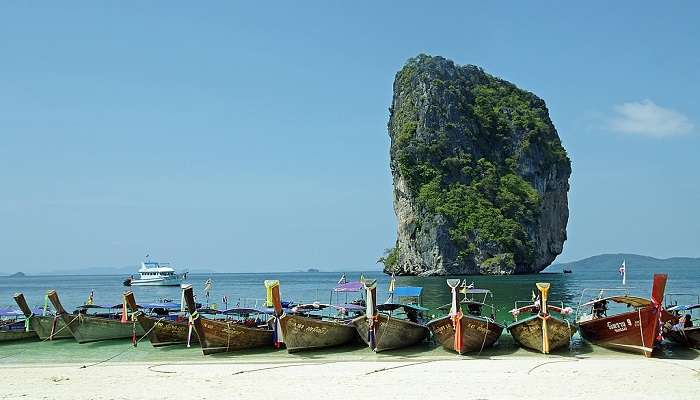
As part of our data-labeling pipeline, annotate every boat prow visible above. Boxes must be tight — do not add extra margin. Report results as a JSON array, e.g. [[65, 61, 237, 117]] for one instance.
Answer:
[[13, 292, 72, 340]]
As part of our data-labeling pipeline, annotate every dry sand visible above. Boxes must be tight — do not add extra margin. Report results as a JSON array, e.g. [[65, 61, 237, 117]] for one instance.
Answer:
[[1, 356, 699, 400]]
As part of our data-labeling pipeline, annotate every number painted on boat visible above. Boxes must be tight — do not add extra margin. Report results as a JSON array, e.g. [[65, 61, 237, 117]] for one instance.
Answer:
[[607, 321, 628, 333]]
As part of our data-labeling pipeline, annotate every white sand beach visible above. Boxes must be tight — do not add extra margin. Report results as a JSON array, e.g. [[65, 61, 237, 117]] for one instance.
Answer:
[[1, 357, 698, 400]]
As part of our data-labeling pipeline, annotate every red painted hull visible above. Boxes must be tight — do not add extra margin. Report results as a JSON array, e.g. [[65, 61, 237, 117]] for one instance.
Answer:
[[579, 307, 660, 357]]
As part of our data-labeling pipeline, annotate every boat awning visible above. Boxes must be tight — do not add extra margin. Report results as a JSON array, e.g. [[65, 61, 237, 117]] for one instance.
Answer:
[[461, 288, 491, 295], [393, 287, 423, 297], [222, 307, 275, 315], [334, 281, 363, 292], [78, 304, 122, 310], [581, 295, 651, 308], [0, 307, 23, 317], [668, 304, 700, 312], [138, 302, 181, 310], [378, 303, 429, 312], [291, 303, 331, 312]]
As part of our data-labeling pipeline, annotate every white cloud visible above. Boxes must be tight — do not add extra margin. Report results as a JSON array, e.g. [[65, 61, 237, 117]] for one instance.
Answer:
[[609, 99, 694, 138]]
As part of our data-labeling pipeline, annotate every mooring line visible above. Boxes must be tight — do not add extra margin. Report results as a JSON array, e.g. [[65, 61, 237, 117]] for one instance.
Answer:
[[79, 317, 164, 369], [364, 359, 437, 375], [232, 361, 334, 375], [527, 358, 579, 375]]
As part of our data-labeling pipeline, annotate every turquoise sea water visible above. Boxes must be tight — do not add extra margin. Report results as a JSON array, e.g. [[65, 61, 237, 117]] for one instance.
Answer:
[[1, 264, 698, 364]]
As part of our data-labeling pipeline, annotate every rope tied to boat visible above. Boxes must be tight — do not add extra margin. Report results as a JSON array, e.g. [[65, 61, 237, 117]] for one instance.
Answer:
[[0, 313, 80, 361], [187, 311, 199, 348], [79, 316, 165, 369], [24, 312, 33, 332]]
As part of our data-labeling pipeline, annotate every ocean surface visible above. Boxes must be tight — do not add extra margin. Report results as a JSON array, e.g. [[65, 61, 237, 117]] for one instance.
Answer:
[[1, 263, 698, 364]]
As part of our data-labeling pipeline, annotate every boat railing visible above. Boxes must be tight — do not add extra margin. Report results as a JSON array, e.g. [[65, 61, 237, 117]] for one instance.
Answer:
[[574, 287, 631, 321], [511, 300, 565, 321]]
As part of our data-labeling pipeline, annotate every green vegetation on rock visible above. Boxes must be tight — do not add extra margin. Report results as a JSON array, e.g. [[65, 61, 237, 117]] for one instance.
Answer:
[[387, 55, 570, 274]]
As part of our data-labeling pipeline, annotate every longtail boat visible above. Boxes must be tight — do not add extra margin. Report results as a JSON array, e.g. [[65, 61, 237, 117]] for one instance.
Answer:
[[13, 292, 72, 340], [663, 294, 699, 349], [352, 279, 429, 352], [507, 282, 576, 353], [280, 277, 364, 352], [47, 290, 145, 344], [182, 281, 282, 355], [123, 291, 198, 347], [0, 307, 37, 342], [428, 279, 504, 355], [575, 273, 669, 357]]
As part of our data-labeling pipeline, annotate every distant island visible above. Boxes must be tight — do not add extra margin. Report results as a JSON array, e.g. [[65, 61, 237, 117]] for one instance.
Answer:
[[306, 268, 320, 273], [8, 272, 26, 278], [545, 253, 700, 273]]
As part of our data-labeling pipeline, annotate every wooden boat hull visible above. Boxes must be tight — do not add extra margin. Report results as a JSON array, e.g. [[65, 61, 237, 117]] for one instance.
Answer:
[[137, 314, 197, 347], [507, 315, 576, 353], [665, 326, 700, 349], [280, 314, 357, 352], [28, 315, 73, 340], [578, 307, 660, 357], [428, 315, 504, 354], [0, 322, 38, 342], [192, 317, 273, 355], [61, 314, 146, 344], [352, 314, 428, 352]]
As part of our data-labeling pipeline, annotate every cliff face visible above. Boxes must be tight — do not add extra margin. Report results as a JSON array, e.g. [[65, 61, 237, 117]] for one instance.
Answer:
[[385, 55, 570, 276]]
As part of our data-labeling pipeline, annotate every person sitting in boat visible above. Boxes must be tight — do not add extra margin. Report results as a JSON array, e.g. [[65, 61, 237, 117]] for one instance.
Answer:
[[467, 302, 482, 316], [684, 314, 693, 328], [531, 295, 541, 314], [593, 299, 608, 318], [406, 308, 419, 323]]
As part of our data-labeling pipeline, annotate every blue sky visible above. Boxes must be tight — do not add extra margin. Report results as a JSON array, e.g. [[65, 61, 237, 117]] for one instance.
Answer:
[[1, 2, 698, 273]]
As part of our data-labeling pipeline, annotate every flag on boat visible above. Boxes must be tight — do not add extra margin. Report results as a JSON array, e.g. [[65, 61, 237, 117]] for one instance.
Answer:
[[337, 273, 347, 285], [87, 290, 94, 305], [222, 295, 228, 305], [388, 273, 396, 293], [619, 259, 626, 286], [204, 278, 213, 294]]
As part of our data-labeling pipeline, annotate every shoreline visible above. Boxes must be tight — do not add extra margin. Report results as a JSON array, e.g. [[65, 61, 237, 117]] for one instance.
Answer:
[[1, 357, 698, 399]]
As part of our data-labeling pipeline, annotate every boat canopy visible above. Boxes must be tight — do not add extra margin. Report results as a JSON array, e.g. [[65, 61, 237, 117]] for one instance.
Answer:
[[137, 302, 181, 310], [393, 286, 423, 297], [378, 303, 429, 312], [222, 307, 275, 315], [667, 304, 700, 312], [580, 295, 651, 308], [461, 288, 491, 295], [78, 304, 123, 310], [292, 303, 364, 313], [334, 281, 363, 292], [0, 306, 45, 317]]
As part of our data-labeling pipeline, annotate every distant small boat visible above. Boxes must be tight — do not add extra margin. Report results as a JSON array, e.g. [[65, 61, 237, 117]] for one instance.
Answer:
[[428, 280, 504, 355], [13, 292, 72, 340], [47, 290, 145, 344], [124, 290, 198, 347], [352, 279, 429, 352], [563, 269, 572, 274], [507, 282, 576, 353], [575, 273, 672, 357], [123, 260, 187, 287]]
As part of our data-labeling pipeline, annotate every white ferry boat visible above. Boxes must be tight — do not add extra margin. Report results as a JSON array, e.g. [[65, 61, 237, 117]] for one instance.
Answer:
[[123, 260, 188, 287]]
